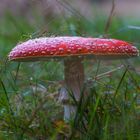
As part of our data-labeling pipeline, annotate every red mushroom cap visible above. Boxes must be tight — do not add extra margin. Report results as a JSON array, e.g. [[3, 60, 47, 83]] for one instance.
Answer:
[[9, 37, 139, 61]]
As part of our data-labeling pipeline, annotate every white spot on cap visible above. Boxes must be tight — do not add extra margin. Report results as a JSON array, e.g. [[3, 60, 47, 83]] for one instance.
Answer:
[[67, 49, 71, 53], [21, 51, 26, 54], [50, 52, 54, 55], [78, 47, 82, 51], [59, 48, 64, 51], [34, 50, 38, 53], [41, 51, 46, 54]]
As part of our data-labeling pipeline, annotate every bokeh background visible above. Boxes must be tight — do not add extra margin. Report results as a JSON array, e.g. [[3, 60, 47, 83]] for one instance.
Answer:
[[0, 0, 140, 139], [1, 0, 140, 18]]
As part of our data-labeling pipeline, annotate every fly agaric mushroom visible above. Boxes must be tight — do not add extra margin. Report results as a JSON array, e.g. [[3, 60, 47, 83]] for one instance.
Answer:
[[8, 36, 139, 121]]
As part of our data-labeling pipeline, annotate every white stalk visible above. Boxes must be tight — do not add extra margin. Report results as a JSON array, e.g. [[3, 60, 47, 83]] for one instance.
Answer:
[[59, 57, 85, 121]]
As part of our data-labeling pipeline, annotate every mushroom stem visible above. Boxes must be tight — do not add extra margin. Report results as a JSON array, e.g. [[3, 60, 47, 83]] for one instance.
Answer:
[[59, 57, 85, 121]]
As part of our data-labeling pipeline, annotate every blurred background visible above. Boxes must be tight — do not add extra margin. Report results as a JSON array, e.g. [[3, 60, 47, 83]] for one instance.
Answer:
[[0, 1, 140, 139], [1, 0, 140, 19]]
